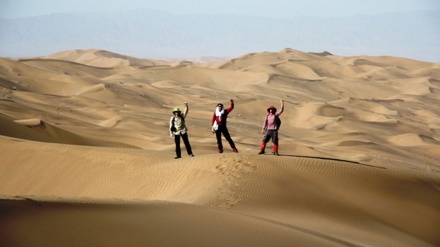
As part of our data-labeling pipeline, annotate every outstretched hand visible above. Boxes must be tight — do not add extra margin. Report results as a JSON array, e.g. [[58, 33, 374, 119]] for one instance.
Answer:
[[230, 99, 234, 103]]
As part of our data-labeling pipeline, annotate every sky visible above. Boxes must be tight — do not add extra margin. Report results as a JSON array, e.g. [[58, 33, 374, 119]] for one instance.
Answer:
[[1, 0, 439, 18], [1, 0, 439, 62]]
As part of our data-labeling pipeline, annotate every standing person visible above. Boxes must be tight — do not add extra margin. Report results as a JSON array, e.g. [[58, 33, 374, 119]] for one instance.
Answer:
[[259, 99, 284, 156], [211, 99, 238, 153], [170, 102, 194, 159]]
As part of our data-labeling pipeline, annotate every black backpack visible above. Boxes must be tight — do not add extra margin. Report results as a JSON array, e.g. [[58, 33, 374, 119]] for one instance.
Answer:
[[275, 115, 281, 130]]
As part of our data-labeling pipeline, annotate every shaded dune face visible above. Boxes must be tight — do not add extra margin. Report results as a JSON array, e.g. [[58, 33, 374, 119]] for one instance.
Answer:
[[0, 49, 439, 247]]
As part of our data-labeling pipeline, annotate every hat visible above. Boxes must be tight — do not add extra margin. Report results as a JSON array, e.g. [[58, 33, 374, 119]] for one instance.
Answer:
[[267, 106, 277, 112], [173, 107, 181, 113]]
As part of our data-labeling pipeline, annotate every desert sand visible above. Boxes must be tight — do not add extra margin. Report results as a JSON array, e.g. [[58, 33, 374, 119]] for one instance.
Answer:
[[1, 48, 439, 246]]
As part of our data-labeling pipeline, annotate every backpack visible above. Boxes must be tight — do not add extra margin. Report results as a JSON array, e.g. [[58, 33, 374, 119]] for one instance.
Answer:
[[275, 115, 281, 130]]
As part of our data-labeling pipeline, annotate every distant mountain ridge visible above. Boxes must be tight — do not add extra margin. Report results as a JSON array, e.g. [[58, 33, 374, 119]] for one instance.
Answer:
[[0, 9, 439, 62]]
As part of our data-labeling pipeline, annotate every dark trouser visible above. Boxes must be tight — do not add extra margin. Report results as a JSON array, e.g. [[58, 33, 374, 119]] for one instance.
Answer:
[[262, 129, 278, 144], [175, 133, 193, 157], [215, 125, 236, 151], [260, 129, 279, 152]]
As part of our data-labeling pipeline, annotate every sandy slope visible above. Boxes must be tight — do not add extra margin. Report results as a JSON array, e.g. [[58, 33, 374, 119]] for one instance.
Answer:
[[1, 136, 439, 246], [1, 48, 440, 246]]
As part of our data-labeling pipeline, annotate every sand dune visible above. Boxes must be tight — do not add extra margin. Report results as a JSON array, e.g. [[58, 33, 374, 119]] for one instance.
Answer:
[[13, 118, 41, 126], [1, 48, 439, 246], [44, 49, 163, 68], [1, 136, 439, 246], [1, 198, 351, 247]]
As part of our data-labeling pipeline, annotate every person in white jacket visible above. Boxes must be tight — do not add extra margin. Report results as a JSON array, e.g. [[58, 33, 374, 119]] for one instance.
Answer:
[[169, 102, 194, 159]]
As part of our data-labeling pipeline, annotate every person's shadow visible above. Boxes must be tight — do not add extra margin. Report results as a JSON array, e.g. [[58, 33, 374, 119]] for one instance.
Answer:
[[275, 153, 386, 169]]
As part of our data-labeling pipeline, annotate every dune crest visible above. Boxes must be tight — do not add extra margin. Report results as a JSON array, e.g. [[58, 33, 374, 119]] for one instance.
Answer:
[[44, 49, 162, 68], [13, 118, 41, 126], [388, 133, 426, 146]]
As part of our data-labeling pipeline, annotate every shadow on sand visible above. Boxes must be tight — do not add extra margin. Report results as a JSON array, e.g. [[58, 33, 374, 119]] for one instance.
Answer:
[[272, 153, 387, 169]]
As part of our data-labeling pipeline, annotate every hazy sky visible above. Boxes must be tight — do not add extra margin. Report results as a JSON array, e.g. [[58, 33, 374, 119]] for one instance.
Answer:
[[1, 0, 439, 18], [1, 0, 439, 61]]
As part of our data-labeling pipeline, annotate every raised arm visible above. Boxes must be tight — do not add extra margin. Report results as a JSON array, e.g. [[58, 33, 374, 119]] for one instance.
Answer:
[[182, 102, 189, 118], [226, 99, 234, 113], [277, 99, 284, 116]]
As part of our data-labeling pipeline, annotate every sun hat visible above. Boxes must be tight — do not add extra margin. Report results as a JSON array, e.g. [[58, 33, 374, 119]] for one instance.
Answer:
[[267, 105, 277, 112], [173, 107, 181, 113]]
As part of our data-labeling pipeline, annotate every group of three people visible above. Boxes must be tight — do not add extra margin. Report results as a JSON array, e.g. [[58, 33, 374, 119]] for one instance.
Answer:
[[169, 99, 284, 159]]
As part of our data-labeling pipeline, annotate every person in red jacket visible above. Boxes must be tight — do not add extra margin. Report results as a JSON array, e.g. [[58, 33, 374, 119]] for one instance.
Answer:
[[211, 99, 238, 153], [259, 99, 284, 155]]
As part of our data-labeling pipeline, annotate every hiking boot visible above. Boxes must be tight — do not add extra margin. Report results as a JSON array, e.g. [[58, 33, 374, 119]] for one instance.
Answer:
[[218, 149, 223, 153], [175, 156, 181, 159], [272, 151, 279, 156], [189, 154, 194, 157], [258, 150, 265, 155], [232, 148, 238, 153]]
